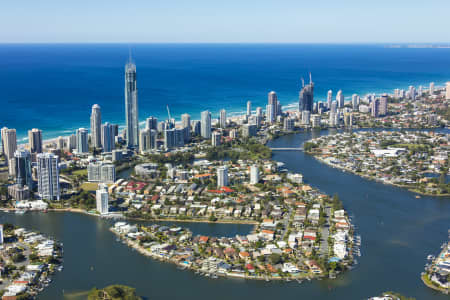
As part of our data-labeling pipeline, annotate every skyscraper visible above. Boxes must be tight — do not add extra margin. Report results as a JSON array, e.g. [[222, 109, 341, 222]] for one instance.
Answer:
[[28, 128, 43, 154], [246, 101, 252, 116], [327, 90, 333, 109], [201, 110, 211, 139], [371, 99, 379, 118], [379, 94, 388, 116], [219, 109, 227, 128], [101, 122, 115, 153], [76, 128, 89, 154], [125, 60, 139, 148], [14, 149, 32, 188], [351, 94, 359, 110], [1, 127, 17, 162], [37, 153, 60, 201], [90, 104, 102, 149], [66, 134, 77, 151], [181, 113, 191, 142], [299, 75, 314, 112], [429, 82, 435, 95], [139, 129, 152, 153], [145, 116, 158, 131], [164, 128, 184, 149], [337, 90, 345, 108], [267, 91, 277, 123], [217, 166, 228, 188]]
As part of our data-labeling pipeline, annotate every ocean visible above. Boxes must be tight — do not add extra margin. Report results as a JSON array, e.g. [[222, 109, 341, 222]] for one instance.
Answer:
[[1, 43, 450, 142]]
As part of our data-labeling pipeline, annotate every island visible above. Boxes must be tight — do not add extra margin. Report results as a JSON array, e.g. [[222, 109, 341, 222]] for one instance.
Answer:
[[0, 223, 63, 299], [88, 284, 142, 300], [422, 232, 449, 294], [304, 130, 449, 196]]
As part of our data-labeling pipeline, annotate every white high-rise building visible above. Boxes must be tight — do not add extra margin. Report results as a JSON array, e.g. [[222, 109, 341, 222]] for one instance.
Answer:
[[247, 101, 252, 116], [327, 90, 333, 109], [125, 60, 139, 148], [37, 153, 60, 201], [145, 116, 158, 130], [101, 122, 115, 153], [181, 113, 191, 142], [267, 91, 277, 123], [219, 109, 227, 128], [256, 107, 263, 118], [28, 128, 43, 154], [337, 90, 344, 108], [409, 85, 416, 100], [429, 82, 435, 95], [0, 224, 3, 244], [250, 165, 259, 185], [446, 82, 450, 100], [96, 183, 109, 215], [56, 136, 65, 150], [66, 134, 77, 151], [139, 129, 157, 153], [90, 104, 102, 148], [76, 128, 89, 154], [201, 110, 211, 139], [217, 166, 228, 188], [351, 94, 359, 110], [1, 127, 17, 161], [88, 162, 116, 183]]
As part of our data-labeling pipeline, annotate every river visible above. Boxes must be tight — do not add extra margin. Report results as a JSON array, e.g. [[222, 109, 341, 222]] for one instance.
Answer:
[[1, 129, 449, 299]]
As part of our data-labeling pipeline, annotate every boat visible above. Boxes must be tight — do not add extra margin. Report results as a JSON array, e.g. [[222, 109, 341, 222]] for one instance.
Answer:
[[15, 209, 26, 215]]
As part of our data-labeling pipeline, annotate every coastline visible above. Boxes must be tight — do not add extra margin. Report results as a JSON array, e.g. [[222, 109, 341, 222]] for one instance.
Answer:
[[421, 274, 449, 294]]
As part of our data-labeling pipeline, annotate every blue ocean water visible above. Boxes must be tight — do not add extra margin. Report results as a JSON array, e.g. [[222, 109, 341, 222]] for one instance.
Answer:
[[1, 43, 450, 142]]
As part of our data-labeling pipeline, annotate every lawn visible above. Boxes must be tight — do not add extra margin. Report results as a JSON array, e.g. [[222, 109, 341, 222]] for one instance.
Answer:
[[73, 169, 88, 176], [80, 182, 99, 191]]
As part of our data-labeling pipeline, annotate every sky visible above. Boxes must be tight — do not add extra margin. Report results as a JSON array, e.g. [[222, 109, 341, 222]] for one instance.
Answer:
[[1, 0, 449, 43]]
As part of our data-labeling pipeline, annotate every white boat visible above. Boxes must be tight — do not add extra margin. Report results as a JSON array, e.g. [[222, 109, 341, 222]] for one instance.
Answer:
[[15, 209, 26, 215]]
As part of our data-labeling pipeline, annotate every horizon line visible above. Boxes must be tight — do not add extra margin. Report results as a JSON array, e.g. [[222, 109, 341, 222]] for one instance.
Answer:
[[0, 41, 450, 45]]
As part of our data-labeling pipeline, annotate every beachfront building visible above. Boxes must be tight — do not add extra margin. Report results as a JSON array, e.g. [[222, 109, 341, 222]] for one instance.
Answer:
[[28, 128, 43, 154], [327, 90, 332, 109], [247, 101, 251, 116], [299, 75, 314, 112], [145, 116, 158, 131], [201, 110, 211, 139], [337, 90, 344, 108], [446, 82, 450, 100], [219, 109, 227, 128], [267, 91, 277, 124], [181, 113, 191, 142], [90, 104, 102, 148], [1, 127, 17, 162], [125, 60, 139, 148], [37, 153, 60, 201]]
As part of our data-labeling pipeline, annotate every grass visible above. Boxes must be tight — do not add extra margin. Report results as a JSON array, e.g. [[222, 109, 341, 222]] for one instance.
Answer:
[[80, 182, 99, 191], [73, 169, 88, 176]]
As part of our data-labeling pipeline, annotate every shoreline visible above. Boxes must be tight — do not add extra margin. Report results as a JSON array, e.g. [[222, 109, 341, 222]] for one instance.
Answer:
[[421, 274, 449, 294], [109, 227, 322, 282]]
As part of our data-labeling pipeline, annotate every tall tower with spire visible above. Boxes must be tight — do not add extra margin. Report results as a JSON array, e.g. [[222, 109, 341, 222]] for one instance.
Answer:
[[299, 73, 314, 112], [125, 53, 139, 148]]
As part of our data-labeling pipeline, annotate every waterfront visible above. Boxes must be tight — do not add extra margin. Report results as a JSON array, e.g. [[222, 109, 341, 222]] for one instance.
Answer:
[[0, 130, 448, 299], [2, 44, 450, 141]]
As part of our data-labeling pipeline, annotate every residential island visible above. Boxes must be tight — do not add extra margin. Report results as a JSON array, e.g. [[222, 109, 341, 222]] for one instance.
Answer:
[[0, 224, 63, 299], [304, 130, 449, 196], [422, 230, 449, 294]]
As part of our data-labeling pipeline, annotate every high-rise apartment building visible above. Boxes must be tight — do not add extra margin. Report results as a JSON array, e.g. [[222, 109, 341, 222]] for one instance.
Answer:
[[90, 104, 102, 148], [201, 110, 211, 139], [37, 153, 60, 201], [28, 128, 43, 153], [125, 61, 139, 148]]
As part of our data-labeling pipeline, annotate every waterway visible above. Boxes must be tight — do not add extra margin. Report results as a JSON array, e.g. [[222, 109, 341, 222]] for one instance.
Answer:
[[1, 129, 449, 299]]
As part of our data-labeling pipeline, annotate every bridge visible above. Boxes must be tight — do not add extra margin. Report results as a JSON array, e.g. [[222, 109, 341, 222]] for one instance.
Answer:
[[269, 147, 303, 151]]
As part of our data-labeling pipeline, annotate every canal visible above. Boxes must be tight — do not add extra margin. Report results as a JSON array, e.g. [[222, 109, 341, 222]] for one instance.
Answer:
[[0, 129, 449, 299]]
